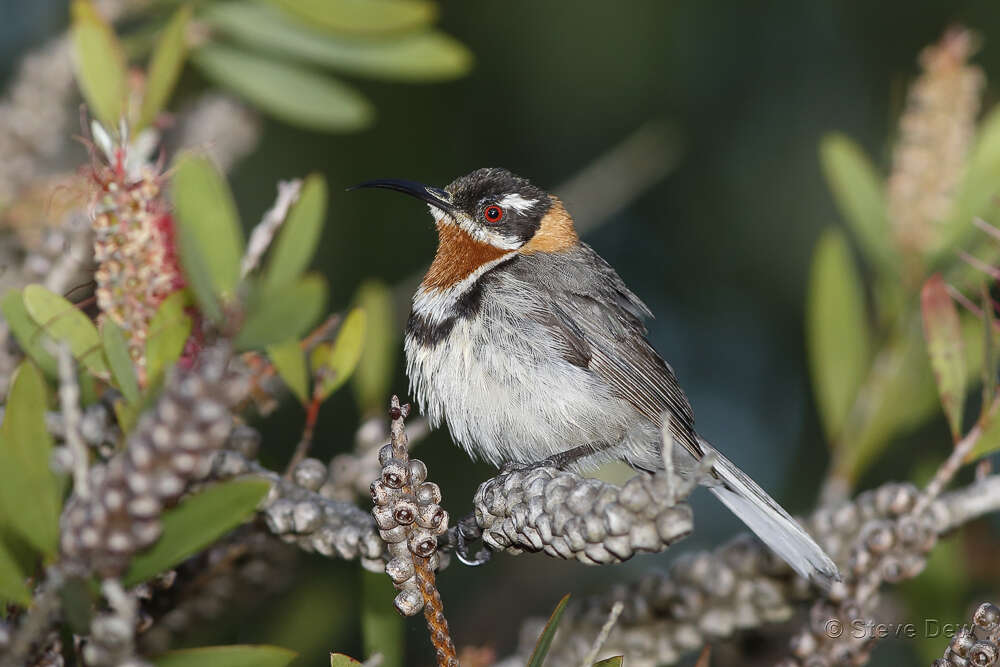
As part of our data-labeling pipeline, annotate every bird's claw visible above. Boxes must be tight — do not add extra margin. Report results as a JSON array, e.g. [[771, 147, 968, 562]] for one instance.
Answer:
[[451, 512, 492, 566]]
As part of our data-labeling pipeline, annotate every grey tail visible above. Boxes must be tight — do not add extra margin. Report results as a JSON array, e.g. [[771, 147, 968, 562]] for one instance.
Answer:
[[704, 445, 840, 589]]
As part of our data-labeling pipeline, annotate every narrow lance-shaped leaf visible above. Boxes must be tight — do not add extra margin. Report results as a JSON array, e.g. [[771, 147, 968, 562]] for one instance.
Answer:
[[70, 0, 126, 128], [153, 645, 298, 667], [0, 536, 31, 607], [330, 655, 362, 667], [837, 320, 941, 481], [101, 320, 140, 404], [266, 0, 435, 35], [1, 289, 57, 377], [806, 228, 873, 443], [921, 274, 967, 440], [267, 339, 309, 404], [262, 174, 327, 294], [0, 362, 61, 556], [351, 281, 398, 415], [527, 593, 571, 667], [192, 44, 373, 133], [311, 308, 366, 401], [146, 290, 193, 387], [137, 4, 192, 131], [203, 3, 471, 82], [23, 285, 109, 379], [236, 274, 327, 350], [172, 153, 245, 322], [967, 395, 1000, 461], [123, 478, 271, 586], [938, 108, 1000, 256], [819, 133, 895, 272], [593, 659, 624, 667]]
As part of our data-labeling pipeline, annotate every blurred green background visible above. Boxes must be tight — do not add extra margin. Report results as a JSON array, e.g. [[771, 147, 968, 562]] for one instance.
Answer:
[[5, 0, 1000, 664]]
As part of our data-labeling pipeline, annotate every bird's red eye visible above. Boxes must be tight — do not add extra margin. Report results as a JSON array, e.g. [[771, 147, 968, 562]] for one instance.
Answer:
[[483, 205, 504, 223]]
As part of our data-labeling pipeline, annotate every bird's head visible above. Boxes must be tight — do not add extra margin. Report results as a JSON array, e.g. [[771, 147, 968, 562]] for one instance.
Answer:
[[352, 167, 578, 259]]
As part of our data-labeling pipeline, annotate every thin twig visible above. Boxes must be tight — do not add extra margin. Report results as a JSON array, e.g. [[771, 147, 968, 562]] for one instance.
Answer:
[[56, 345, 89, 499], [415, 558, 459, 667], [580, 601, 624, 666], [241, 179, 302, 278], [283, 383, 324, 478], [915, 417, 984, 514], [659, 414, 676, 502]]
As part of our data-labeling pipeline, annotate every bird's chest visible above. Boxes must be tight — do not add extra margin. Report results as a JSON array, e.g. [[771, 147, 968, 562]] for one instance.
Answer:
[[403, 281, 626, 466]]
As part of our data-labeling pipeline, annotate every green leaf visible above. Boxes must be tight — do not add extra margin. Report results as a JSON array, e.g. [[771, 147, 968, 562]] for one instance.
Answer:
[[152, 645, 298, 667], [203, 3, 471, 82], [0, 536, 30, 607], [101, 320, 140, 404], [172, 152, 244, 321], [146, 291, 193, 387], [920, 275, 967, 439], [361, 570, 403, 667], [0, 362, 60, 556], [819, 134, 894, 272], [806, 228, 873, 442], [835, 320, 940, 481], [123, 478, 271, 586], [137, 4, 191, 131], [969, 396, 1000, 460], [350, 281, 398, 415], [70, 0, 127, 128], [267, 339, 309, 404], [1, 289, 57, 377], [593, 658, 624, 667], [938, 108, 1000, 256], [23, 284, 109, 379], [528, 593, 571, 667], [311, 308, 366, 401], [330, 655, 362, 667], [192, 44, 373, 133], [266, 0, 435, 35], [59, 576, 95, 634], [262, 174, 327, 294], [236, 274, 327, 351]]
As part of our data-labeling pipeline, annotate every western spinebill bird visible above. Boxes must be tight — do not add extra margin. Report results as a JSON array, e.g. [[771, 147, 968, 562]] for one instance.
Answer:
[[352, 167, 839, 587]]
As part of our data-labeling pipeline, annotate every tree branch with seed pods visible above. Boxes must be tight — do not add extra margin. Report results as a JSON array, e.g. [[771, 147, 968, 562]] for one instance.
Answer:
[[5, 11, 1000, 667]]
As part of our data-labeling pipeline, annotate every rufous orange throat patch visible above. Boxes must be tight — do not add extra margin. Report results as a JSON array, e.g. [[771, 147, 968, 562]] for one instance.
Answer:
[[422, 222, 513, 290]]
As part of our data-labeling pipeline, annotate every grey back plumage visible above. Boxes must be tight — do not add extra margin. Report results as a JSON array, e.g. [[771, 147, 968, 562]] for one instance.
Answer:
[[509, 243, 703, 461]]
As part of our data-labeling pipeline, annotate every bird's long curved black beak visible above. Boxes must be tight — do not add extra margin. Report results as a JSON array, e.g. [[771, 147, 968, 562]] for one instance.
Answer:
[[348, 178, 457, 214]]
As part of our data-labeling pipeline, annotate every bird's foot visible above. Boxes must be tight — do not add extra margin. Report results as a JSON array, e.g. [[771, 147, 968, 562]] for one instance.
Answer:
[[447, 511, 492, 566], [499, 444, 596, 474]]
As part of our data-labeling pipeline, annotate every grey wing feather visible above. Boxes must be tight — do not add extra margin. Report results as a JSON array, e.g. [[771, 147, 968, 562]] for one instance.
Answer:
[[518, 244, 701, 457]]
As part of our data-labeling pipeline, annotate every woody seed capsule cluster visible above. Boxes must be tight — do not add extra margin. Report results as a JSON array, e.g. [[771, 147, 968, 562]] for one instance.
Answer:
[[474, 467, 693, 564], [371, 404, 449, 616], [501, 481, 957, 667], [372, 397, 459, 667], [211, 450, 386, 570], [783, 484, 943, 667], [932, 602, 1000, 667], [59, 344, 246, 578]]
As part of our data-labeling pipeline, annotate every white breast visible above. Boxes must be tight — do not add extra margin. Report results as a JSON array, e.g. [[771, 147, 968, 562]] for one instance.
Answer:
[[404, 272, 657, 469]]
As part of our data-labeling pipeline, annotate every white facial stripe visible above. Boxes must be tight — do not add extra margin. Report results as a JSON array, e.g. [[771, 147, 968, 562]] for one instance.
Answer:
[[499, 193, 538, 213], [413, 252, 517, 324], [427, 203, 447, 220]]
